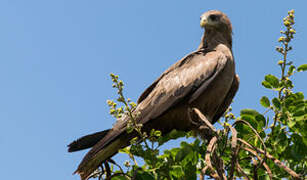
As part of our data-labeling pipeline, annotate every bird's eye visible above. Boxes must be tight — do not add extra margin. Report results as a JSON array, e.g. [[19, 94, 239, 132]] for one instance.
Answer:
[[209, 15, 218, 21]]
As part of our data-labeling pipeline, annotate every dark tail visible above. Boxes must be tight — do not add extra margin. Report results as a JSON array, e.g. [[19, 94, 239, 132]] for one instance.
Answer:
[[68, 129, 110, 152]]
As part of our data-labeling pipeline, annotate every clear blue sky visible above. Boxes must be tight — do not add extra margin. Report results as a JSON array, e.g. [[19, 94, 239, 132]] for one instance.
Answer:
[[0, 1, 306, 179]]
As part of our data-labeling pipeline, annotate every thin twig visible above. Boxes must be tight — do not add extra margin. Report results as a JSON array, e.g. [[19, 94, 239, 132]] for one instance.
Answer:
[[104, 162, 111, 178], [199, 169, 205, 180], [107, 159, 125, 173], [228, 126, 238, 180], [205, 136, 220, 180], [234, 119, 267, 171], [212, 151, 227, 180], [201, 166, 220, 179], [220, 127, 230, 157], [236, 160, 250, 180], [242, 147, 273, 180], [252, 157, 259, 180], [238, 138, 302, 179]]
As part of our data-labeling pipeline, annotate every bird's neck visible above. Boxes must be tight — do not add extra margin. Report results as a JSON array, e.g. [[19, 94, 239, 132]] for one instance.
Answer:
[[197, 29, 232, 51]]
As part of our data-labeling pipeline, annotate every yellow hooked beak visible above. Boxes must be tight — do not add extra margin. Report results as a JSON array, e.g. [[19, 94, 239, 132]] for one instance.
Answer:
[[200, 17, 207, 27]]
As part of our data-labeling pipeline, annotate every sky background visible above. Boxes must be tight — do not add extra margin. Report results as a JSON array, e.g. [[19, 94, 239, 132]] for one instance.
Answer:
[[0, 0, 306, 179]]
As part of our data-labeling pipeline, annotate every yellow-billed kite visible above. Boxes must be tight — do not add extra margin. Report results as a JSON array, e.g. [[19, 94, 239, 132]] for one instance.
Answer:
[[68, 10, 239, 180]]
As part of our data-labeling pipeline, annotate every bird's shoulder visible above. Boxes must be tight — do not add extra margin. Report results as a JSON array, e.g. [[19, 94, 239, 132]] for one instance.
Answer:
[[137, 50, 200, 104], [137, 49, 229, 105]]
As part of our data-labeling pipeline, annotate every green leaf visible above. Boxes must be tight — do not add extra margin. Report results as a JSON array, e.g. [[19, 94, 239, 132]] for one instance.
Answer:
[[111, 176, 129, 180], [158, 130, 186, 146], [294, 115, 307, 122], [134, 170, 155, 180], [297, 64, 307, 72], [285, 79, 294, 89], [293, 109, 305, 117], [295, 92, 304, 99], [288, 65, 296, 75], [236, 124, 253, 139], [119, 147, 131, 154], [262, 80, 273, 89], [276, 132, 288, 153], [239, 109, 266, 132], [265, 74, 280, 88], [288, 119, 296, 128], [272, 98, 281, 110], [260, 96, 270, 108], [241, 114, 258, 129], [170, 165, 184, 178], [285, 96, 295, 108], [255, 114, 266, 130], [289, 134, 307, 161], [240, 109, 260, 116]]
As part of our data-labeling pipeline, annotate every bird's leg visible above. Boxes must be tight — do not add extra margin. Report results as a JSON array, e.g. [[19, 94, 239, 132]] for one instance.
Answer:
[[192, 108, 216, 132], [188, 108, 216, 141]]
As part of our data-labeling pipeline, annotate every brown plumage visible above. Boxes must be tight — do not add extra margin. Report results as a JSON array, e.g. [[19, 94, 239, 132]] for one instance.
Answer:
[[68, 10, 239, 180]]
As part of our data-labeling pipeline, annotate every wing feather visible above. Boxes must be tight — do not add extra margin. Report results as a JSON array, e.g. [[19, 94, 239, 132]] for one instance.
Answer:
[[211, 74, 239, 124], [137, 50, 201, 104], [139, 51, 228, 122]]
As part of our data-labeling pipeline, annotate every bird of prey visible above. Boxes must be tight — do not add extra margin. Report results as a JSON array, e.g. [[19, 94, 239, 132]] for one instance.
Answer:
[[68, 10, 239, 180]]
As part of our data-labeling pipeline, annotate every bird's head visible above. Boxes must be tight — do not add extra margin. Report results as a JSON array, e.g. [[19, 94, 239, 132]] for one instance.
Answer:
[[200, 10, 232, 33]]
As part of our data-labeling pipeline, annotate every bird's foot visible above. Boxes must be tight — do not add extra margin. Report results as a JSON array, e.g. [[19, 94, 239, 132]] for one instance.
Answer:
[[188, 107, 216, 141]]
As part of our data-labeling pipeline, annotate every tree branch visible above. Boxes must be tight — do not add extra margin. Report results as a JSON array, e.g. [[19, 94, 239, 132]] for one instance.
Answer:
[[238, 138, 302, 179]]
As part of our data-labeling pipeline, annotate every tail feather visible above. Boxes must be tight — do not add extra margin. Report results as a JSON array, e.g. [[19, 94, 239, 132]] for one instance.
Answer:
[[75, 138, 123, 180], [68, 129, 110, 152]]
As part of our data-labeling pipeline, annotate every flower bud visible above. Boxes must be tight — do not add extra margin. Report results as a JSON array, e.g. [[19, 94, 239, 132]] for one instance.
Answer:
[[284, 20, 291, 26], [278, 37, 285, 42], [289, 29, 296, 34]]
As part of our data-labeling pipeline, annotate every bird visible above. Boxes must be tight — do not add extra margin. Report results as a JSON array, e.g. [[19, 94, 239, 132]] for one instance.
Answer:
[[68, 10, 239, 180]]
